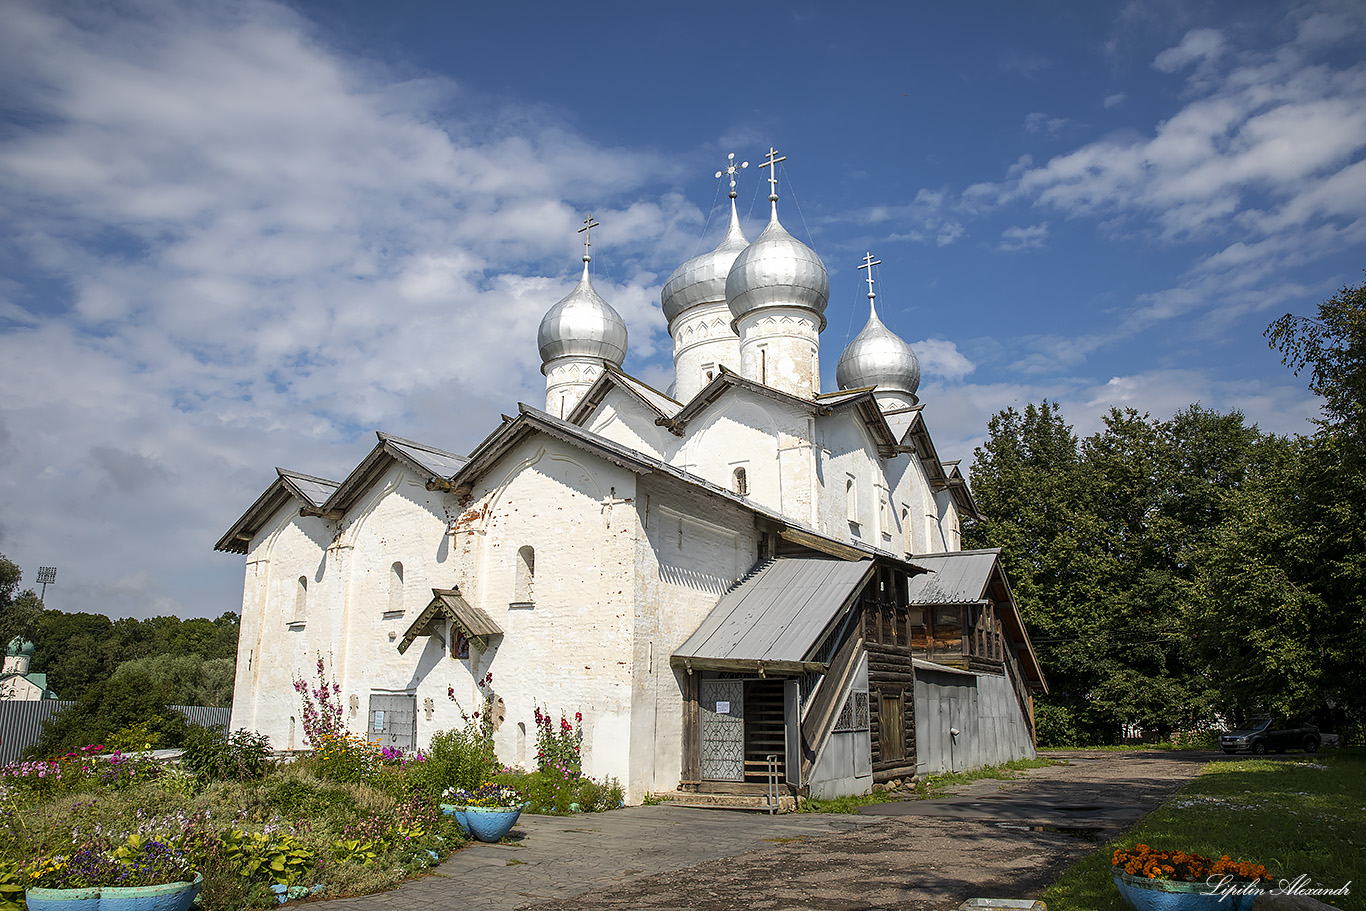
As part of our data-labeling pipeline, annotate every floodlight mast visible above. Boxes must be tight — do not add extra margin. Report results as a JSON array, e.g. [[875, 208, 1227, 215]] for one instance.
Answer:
[[36, 566, 56, 602]]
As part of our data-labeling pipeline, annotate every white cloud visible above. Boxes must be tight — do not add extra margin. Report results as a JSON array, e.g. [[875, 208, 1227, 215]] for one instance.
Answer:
[[912, 339, 975, 382], [1152, 28, 1225, 73], [0, 0, 694, 618], [998, 223, 1049, 252], [1104, 93, 1128, 109], [1024, 113, 1071, 137]]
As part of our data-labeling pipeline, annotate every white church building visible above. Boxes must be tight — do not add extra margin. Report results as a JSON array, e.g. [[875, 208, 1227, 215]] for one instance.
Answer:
[[217, 151, 1046, 802]]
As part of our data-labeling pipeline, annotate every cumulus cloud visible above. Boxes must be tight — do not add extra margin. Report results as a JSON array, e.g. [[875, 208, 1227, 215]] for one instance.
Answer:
[[912, 339, 974, 382], [0, 0, 694, 618]]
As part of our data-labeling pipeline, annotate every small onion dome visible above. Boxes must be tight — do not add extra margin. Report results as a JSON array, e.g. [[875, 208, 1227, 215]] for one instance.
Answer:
[[6, 636, 34, 657], [661, 200, 749, 324], [537, 258, 629, 368], [836, 301, 921, 401], [725, 202, 829, 329]]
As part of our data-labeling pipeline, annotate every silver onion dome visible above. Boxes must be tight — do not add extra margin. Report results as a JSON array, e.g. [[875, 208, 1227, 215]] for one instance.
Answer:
[[836, 300, 921, 400], [537, 258, 629, 368], [725, 201, 829, 329], [661, 199, 749, 324]]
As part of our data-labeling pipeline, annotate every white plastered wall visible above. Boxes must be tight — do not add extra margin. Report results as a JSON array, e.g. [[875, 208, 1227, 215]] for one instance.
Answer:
[[446, 436, 639, 787], [632, 477, 760, 800]]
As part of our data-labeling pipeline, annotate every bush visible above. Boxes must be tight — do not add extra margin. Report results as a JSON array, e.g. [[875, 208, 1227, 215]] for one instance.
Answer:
[[180, 725, 272, 783], [407, 723, 497, 798]]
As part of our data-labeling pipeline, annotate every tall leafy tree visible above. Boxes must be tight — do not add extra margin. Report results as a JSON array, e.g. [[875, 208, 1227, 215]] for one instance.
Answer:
[[0, 553, 43, 647]]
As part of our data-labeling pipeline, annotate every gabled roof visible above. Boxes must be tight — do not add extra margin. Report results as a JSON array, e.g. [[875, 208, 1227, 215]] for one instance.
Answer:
[[214, 468, 340, 554], [672, 556, 876, 674], [398, 588, 502, 656], [320, 433, 469, 516], [651, 367, 829, 435], [452, 403, 931, 576], [567, 364, 681, 425], [900, 411, 979, 520], [905, 548, 1045, 690]]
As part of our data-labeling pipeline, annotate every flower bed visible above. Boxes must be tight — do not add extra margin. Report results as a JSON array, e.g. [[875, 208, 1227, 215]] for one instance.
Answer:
[[0, 660, 625, 908]]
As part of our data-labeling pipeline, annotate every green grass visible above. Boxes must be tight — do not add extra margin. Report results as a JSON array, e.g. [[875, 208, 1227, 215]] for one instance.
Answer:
[[797, 757, 1062, 812], [914, 757, 1061, 797], [1042, 749, 1365, 911]]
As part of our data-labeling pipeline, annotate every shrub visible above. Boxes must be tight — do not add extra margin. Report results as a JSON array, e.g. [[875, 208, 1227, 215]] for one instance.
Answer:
[[180, 725, 272, 782], [533, 707, 582, 778], [309, 732, 381, 785], [292, 658, 344, 746]]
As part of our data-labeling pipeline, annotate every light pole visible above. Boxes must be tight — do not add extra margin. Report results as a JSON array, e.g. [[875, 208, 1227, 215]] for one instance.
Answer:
[[35, 567, 56, 602]]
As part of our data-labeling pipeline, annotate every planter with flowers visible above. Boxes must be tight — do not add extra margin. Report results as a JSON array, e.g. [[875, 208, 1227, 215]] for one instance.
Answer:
[[1112, 844, 1272, 911], [441, 784, 524, 842], [25, 834, 202, 911]]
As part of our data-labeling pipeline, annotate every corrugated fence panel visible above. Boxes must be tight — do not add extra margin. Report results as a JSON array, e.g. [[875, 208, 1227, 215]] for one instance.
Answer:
[[0, 702, 230, 766], [169, 705, 231, 731], [0, 701, 76, 766]]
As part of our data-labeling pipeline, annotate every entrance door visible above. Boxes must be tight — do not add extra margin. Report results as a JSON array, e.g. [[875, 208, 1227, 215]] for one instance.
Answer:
[[699, 679, 744, 781], [368, 694, 416, 751], [880, 691, 905, 762]]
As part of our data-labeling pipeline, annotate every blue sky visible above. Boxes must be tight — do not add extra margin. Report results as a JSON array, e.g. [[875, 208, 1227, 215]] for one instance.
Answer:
[[1, 0, 1363, 621]]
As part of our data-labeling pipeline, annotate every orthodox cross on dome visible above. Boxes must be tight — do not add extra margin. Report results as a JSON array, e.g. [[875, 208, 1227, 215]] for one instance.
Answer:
[[858, 252, 881, 302], [578, 214, 600, 262], [716, 152, 748, 198], [759, 147, 786, 200]]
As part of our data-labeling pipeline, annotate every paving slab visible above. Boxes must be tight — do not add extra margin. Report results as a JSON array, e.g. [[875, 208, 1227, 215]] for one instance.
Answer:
[[305, 750, 1215, 911]]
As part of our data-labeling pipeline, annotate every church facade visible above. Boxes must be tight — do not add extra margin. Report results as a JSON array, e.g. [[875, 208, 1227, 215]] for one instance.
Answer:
[[217, 153, 1045, 801]]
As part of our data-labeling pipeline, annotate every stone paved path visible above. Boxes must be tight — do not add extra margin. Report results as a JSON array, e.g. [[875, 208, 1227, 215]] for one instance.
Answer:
[[305, 750, 1215, 911]]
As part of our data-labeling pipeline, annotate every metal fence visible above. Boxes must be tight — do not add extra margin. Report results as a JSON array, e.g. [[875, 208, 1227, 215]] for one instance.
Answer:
[[0, 702, 230, 766]]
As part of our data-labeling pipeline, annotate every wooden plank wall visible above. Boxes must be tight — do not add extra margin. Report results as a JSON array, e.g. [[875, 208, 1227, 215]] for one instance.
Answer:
[[862, 564, 918, 780]]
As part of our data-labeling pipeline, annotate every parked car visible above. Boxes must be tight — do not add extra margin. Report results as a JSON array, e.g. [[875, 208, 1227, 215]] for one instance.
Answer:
[[1219, 716, 1320, 754]]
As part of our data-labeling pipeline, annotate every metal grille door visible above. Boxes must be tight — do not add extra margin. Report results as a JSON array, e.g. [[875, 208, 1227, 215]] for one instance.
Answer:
[[699, 679, 744, 781], [368, 694, 416, 751]]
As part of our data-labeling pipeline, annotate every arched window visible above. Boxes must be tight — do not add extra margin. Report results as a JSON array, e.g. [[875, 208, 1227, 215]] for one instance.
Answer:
[[732, 467, 748, 496], [514, 545, 535, 604], [846, 476, 860, 526], [388, 562, 404, 615], [293, 576, 308, 623]]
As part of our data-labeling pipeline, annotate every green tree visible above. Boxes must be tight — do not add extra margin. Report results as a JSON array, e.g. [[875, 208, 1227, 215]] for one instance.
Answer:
[[110, 653, 236, 707], [1266, 273, 1366, 445], [0, 554, 43, 647]]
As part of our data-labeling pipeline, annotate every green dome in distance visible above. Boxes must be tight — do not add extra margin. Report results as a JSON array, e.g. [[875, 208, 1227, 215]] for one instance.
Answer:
[[6, 636, 34, 657]]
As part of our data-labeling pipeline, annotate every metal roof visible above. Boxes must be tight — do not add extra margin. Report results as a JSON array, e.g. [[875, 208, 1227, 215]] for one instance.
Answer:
[[279, 470, 340, 509], [382, 434, 470, 479], [673, 556, 875, 673], [214, 467, 341, 554], [904, 549, 1001, 604]]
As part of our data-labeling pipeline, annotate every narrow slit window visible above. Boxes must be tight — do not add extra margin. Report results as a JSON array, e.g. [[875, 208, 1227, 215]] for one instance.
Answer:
[[514, 545, 535, 604], [388, 562, 404, 615], [293, 576, 308, 623], [732, 466, 748, 496]]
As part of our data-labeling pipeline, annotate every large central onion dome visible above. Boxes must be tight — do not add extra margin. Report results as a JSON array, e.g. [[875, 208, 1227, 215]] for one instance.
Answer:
[[661, 202, 749, 324], [725, 203, 829, 330], [537, 257, 628, 368], [836, 299, 921, 402]]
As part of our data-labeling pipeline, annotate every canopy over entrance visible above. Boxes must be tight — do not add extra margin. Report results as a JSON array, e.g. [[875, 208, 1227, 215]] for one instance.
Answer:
[[398, 588, 502, 656]]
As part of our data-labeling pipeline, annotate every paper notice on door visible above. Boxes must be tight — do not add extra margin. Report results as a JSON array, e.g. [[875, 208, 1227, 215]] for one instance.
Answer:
[[716, 701, 730, 713]]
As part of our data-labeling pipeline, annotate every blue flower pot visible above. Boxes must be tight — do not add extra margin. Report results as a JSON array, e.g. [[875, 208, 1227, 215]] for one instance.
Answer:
[[463, 806, 522, 843], [441, 803, 470, 835], [100, 874, 203, 911], [1113, 869, 1256, 911], [24, 887, 102, 911]]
